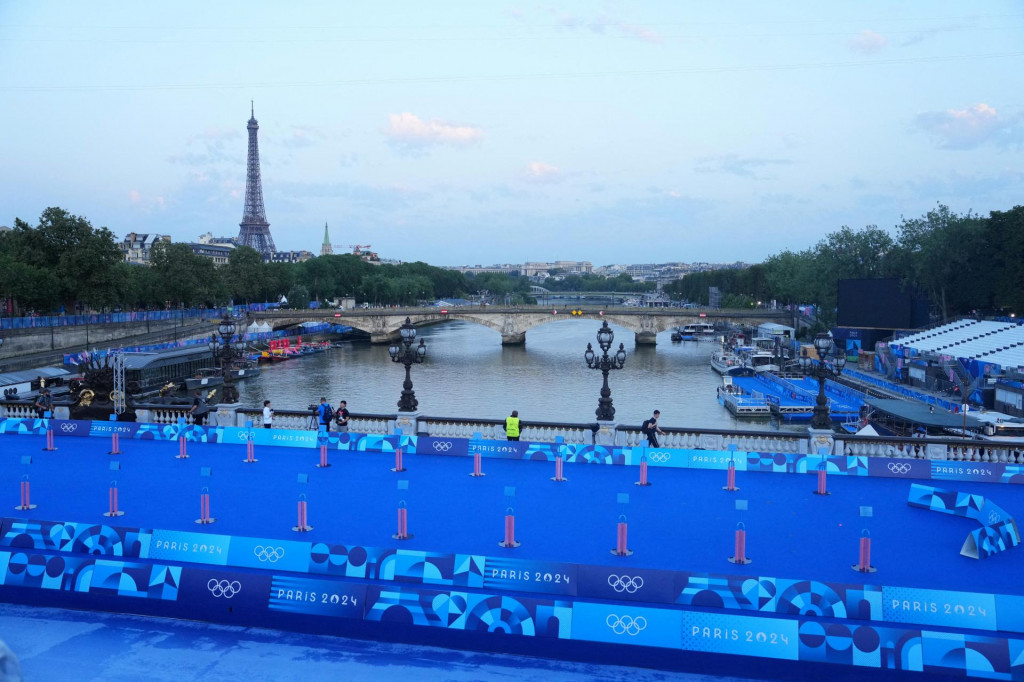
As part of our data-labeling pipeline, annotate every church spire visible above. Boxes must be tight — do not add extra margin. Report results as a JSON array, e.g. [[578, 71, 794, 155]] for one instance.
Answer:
[[321, 222, 333, 256]]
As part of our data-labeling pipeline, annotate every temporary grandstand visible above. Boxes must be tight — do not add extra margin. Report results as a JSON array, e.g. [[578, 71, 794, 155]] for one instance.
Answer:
[[891, 319, 1024, 368]]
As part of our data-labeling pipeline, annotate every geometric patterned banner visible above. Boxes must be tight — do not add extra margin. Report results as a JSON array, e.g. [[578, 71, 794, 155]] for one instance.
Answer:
[[907, 483, 1021, 559]]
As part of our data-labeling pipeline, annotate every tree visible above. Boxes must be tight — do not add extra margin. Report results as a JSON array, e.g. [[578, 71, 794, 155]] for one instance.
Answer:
[[224, 246, 265, 303], [986, 206, 1024, 315], [896, 205, 987, 320], [6, 207, 125, 311]]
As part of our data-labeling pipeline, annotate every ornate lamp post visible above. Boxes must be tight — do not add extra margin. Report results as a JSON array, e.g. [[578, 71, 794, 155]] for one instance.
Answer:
[[799, 332, 847, 430], [209, 314, 242, 404], [388, 317, 426, 412], [585, 320, 627, 421]]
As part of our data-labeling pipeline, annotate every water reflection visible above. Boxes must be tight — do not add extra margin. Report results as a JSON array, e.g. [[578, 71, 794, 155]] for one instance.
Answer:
[[237, 320, 798, 432]]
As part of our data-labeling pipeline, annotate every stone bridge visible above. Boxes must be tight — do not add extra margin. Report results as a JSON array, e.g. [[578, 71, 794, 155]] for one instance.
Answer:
[[252, 306, 795, 345]]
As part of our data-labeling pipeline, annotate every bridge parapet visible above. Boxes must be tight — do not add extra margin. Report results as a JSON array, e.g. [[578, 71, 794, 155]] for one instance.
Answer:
[[253, 306, 795, 346]]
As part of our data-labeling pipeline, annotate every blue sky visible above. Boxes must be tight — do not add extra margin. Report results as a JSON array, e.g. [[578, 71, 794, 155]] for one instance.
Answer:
[[1, 2, 1021, 266]]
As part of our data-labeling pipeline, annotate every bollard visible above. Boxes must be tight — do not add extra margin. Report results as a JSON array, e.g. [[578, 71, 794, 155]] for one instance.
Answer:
[[469, 450, 485, 477], [391, 447, 406, 473], [728, 522, 751, 564], [177, 434, 189, 459], [103, 481, 124, 517], [723, 460, 739, 491], [16, 476, 37, 511], [500, 511, 520, 548], [243, 420, 258, 463], [317, 443, 330, 468], [42, 415, 56, 452], [106, 411, 121, 454], [815, 462, 830, 496], [195, 486, 216, 524], [551, 454, 567, 482], [611, 516, 634, 557], [394, 505, 411, 540], [853, 530, 877, 573], [293, 494, 313, 532], [635, 455, 651, 487]]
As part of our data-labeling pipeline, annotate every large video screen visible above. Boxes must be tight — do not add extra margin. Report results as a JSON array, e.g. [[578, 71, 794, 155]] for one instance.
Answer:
[[837, 279, 926, 329]]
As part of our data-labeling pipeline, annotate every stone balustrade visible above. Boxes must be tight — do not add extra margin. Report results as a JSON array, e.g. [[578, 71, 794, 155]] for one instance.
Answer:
[[3, 399, 1022, 464]]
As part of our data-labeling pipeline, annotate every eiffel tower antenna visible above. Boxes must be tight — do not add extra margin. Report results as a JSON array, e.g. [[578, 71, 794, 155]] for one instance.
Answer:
[[236, 103, 276, 258]]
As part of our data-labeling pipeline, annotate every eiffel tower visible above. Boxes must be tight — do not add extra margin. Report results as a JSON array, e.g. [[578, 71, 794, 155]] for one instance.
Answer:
[[236, 103, 276, 257]]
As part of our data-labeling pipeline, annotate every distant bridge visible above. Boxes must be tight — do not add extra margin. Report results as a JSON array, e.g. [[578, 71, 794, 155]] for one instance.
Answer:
[[252, 306, 794, 345]]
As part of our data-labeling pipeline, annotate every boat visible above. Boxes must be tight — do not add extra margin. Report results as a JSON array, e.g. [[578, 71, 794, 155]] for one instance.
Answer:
[[229, 364, 261, 381], [680, 323, 718, 341], [710, 348, 754, 376], [184, 367, 225, 391], [122, 347, 218, 397]]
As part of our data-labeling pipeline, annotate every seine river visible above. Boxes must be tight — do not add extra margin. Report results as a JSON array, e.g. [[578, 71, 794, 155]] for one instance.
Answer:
[[235, 319, 794, 433]]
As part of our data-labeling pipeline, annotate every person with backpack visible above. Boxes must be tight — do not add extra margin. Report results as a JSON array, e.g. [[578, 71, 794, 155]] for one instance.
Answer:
[[190, 390, 209, 426], [317, 397, 333, 431], [33, 388, 53, 419], [641, 410, 665, 447]]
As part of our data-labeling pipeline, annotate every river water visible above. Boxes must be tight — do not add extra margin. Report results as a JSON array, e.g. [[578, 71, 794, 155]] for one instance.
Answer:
[[236, 319, 795, 432]]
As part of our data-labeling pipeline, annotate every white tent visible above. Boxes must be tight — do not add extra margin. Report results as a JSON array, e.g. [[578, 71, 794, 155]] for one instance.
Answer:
[[257, 322, 272, 333]]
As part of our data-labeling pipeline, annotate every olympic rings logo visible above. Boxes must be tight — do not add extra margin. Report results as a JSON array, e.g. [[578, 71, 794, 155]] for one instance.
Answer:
[[60, 423, 77, 433], [606, 614, 647, 636], [207, 579, 241, 598], [888, 462, 911, 475], [432, 441, 453, 452], [254, 546, 285, 562], [646, 452, 671, 463], [607, 574, 645, 593], [237, 432, 253, 442]]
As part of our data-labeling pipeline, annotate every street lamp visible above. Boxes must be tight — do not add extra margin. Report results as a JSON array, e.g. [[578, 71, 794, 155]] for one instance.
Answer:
[[388, 317, 427, 412], [584, 320, 627, 421], [209, 314, 241, 404], [798, 332, 847, 430]]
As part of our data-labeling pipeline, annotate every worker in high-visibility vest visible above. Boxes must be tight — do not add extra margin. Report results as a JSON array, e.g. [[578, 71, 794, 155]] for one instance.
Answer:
[[505, 410, 521, 441]]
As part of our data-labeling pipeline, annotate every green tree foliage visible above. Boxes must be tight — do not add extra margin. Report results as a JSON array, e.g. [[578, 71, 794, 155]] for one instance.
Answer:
[[986, 206, 1024, 316], [2, 207, 125, 311]]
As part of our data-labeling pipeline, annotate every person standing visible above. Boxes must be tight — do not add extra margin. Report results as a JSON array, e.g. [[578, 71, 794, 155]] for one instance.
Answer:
[[317, 397, 332, 432], [505, 410, 521, 441], [642, 410, 665, 447], [190, 390, 208, 426], [262, 400, 274, 428], [335, 400, 350, 432], [33, 388, 53, 418]]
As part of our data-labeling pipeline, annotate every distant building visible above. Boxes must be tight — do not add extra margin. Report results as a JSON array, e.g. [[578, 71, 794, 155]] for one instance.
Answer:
[[121, 232, 171, 265], [321, 223, 333, 256], [188, 242, 233, 266], [269, 250, 315, 264], [522, 261, 593, 277], [197, 232, 238, 247]]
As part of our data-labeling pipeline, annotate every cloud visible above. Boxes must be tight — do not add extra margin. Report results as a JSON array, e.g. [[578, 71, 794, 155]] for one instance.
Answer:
[[525, 161, 561, 181], [694, 155, 794, 179], [913, 103, 1024, 149], [384, 112, 483, 148], [616, 21, 663, 44], [848, 29, 886, 54], [280, 125, 327, 149], [128, 189, 166, 211], [543, 7, 663, 44]]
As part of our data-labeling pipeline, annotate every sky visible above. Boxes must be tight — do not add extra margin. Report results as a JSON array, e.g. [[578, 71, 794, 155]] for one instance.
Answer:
[[1, 2, 1022, 267]]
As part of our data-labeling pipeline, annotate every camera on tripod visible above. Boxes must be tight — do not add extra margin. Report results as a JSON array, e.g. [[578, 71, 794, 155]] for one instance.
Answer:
[[308, 404, 317, 412]]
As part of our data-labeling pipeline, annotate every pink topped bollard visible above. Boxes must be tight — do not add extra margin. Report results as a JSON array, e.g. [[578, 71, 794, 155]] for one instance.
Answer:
[[498, 486, 520, 548], [393, 480, 413, 540], [610, 493, 634, 557]]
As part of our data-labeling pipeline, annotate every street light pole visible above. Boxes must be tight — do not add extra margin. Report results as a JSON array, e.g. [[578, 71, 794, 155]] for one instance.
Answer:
[[210, 313, 240, 404], [799, 332, 847, 430], [585, 320, 627, 421], [388, 317, 427, 412]]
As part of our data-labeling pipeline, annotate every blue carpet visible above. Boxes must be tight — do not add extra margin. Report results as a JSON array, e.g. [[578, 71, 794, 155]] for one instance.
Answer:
[[2, 433, 1022, 595]]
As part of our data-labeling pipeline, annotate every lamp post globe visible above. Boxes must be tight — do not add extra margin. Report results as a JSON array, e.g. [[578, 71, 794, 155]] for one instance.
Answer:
[[584, 321, 626, 421], [390, 317, 427, 412], [803, 332, 846, 430]]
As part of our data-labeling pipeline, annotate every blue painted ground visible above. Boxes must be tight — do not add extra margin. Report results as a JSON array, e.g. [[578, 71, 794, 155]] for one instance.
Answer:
[[0, 603, 756, 682], [1, 433, 1023, 594]]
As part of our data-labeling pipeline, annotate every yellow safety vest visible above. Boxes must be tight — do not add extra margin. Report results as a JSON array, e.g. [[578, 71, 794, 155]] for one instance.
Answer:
[[505, 417, 520, 437]]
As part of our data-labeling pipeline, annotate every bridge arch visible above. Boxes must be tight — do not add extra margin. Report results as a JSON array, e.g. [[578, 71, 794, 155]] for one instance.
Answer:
[[253, 307, 795, 346]]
